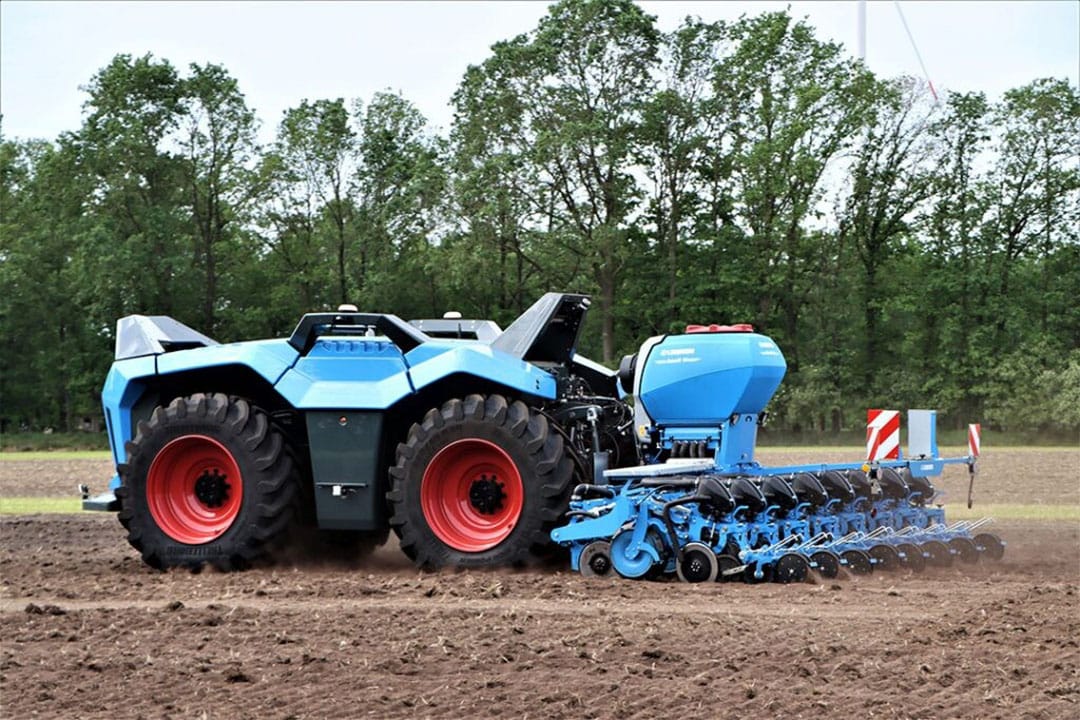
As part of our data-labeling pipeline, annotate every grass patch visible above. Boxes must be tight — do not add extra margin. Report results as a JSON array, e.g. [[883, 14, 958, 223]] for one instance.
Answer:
[[0, 497, 83, 515], [0, 450, 112, 462], [758, 428, 1079, 447], [945, 504, 1080, 521], [0, 432, 110, 452]]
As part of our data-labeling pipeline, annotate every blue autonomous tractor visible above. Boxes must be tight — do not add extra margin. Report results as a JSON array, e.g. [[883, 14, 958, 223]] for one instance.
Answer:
[[88, 292, 1002, 579]]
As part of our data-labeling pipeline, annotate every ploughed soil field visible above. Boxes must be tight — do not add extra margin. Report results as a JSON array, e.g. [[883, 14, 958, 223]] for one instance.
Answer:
[[1, 449, 1078, 719]]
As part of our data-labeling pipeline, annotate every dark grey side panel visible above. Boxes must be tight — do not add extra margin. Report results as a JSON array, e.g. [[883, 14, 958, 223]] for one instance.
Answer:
[[305, 411, 386, 531]]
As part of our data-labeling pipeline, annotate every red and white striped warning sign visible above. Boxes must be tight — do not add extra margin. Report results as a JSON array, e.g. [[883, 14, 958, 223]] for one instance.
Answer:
[[968, 423, 981, 458], [866, 409, 900, 461]]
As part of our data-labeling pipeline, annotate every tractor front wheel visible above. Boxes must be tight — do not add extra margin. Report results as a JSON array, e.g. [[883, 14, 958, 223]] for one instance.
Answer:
[[388, 395, 574, 569], [117, 394, 301, 571]]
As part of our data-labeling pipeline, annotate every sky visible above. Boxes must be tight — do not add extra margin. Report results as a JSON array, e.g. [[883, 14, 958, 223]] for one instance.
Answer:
[[1, 0, 1078, 144]]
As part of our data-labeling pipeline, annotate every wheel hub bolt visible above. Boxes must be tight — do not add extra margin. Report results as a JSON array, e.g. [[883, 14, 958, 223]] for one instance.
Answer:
[[194, 469, 230, 508], [468, 474, 506, 515]]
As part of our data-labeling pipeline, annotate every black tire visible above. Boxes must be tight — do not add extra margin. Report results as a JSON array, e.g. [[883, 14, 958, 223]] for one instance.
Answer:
[[743, 561, 774, 584], [922, 540, 953, 568], [948, 537, 980, 564], [676, 542, 719, 583], [773, 553, 810, 584], [117, 394, 301, 571], [868, 543, 902, 571], [974, 532, 1005, 561], [387, 394, 574, 569], [841, 549, 874, 576], [897, 542, 926, 573], [810, 550, 841, 579]]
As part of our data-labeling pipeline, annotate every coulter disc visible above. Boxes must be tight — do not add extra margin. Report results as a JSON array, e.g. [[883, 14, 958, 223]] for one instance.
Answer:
[[716, 554, 743, 582], [921, 540, 953, 568]]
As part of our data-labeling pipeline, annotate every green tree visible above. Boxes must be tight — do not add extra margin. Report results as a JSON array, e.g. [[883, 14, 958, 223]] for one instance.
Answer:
[[279, 98, 355, 305], [179, 63, 261, 335], [76, 54, 193, 323], [983, 78, 1080, 339], [838, 77, 940, 391], [353, 92, 447, 315], [0, 136, 104, 430], [452, 0, 660, 360], [258, 98, 357, 321], [916, 91, 993, 420], [449, 54, 556, 317], [638, 17, 730, 331], [717, 12, 876, 370]]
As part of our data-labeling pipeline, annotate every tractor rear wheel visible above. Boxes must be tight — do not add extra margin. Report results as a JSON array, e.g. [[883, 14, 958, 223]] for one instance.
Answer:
[[117, 394, 301, 571], [388, 395, 574, 569]]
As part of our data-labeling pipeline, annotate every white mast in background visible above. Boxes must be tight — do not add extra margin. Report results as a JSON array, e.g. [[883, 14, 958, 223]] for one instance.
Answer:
[[857, 0, 939, 103], [893, 1, 939, 102], [857, 0, 867, 61]]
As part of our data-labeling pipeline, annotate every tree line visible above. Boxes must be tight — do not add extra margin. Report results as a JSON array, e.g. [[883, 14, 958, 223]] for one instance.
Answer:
[[2, 0, 1078, 438]]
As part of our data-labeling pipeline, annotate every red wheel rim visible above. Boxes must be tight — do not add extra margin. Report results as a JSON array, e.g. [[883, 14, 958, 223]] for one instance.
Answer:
[[420, 438, 524, 552], [146, 435, 243, 544]]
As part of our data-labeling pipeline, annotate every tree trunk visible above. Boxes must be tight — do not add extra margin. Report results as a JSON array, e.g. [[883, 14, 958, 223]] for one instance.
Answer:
[[599, 271, 616, 364], [864, 262, 879, 389]]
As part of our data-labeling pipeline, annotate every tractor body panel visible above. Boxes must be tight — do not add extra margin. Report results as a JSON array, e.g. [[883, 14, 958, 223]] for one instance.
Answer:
[[277, 338, 414, 409], [155, 339, 298, 381], [406, 343, 558, 401]]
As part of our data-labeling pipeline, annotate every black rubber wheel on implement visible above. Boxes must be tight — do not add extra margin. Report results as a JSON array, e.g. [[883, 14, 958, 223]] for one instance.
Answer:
[[743, 561, 774, 584], [810, 550, 841, 579], [773, 553, 810, 584], [117, 394, 302, 571], [948, 537, 980, 564], [896, 542, 926, 573], [841, 549, 874, 576], [868, 544, 902, 571], [387, 394, 574, 569], [676, 542, 719, 583], [922, 540, 953, 568], [974, 532, 1005, 561]]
